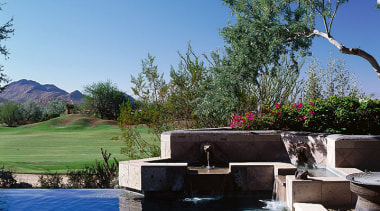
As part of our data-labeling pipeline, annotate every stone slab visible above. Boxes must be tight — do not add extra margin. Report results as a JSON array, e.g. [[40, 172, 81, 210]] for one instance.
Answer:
[[293, 203, 327, 211]]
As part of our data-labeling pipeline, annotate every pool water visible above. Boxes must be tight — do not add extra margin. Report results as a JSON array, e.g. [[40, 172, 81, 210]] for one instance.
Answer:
[[0, 189, 121, 211], [0, 189, 288, 211]]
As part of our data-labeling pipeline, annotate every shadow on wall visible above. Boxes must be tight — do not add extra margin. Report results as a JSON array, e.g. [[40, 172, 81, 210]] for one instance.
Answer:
[[282, 133, 328, 167]]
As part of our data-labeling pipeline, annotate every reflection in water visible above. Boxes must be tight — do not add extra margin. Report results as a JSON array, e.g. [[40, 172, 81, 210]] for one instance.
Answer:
[[119, 191, 289, 211]]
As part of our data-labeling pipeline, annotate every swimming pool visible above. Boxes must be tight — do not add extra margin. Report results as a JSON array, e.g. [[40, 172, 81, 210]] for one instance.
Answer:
[[0, 189, 288, 210]]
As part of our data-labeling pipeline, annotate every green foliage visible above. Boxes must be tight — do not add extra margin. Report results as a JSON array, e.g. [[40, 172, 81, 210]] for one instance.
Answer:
[[118, 101, 160, 159], [0, 66, 10, 93], [301, 55, 364, 101], [83, 80, 129, 120], [21, 99, 43, 122], [42, 99, 65, 120], [252, 56, 304, 109], [131, 54, 168, 103], [0, 101, 22, 126], [39, 148, 119, 188], [0, 166, 17, 188], [194, 51, 304, 128], [66, 148, 119, 188], [38, 172, 64, 188], [168, 43, 212, 128], [221, 0, 313, 86], [0, 10, 14, 93], [231, 97, 380, 135]]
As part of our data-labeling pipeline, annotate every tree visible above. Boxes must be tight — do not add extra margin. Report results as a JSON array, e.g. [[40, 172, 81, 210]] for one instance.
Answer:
[[83, 80, 128, 120], [168, 42, 211, 127], [21, 99, 43, 122], [131, 54, 168, 104], [42, 99, 65, 120], [222, 0, 380, 80], [221, 0, 312, 86], [0, 101, 21, 126], [0, 6, 14, 93], [301, 54, 364, 100], [309, 1, 380, 79]]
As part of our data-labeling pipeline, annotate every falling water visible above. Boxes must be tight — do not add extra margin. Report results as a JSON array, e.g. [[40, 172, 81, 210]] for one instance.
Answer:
[[206, 151, 211, 170]]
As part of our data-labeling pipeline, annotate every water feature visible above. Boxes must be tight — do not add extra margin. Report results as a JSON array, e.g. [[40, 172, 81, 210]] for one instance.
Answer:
[[0, 189, 288, 210], [202, 143, 213, 170], [119, 129, 380, 210], [346, 172, 380, 210]]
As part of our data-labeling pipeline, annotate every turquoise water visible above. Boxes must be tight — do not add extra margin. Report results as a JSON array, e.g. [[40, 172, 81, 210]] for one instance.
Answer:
[[0, 189, 288, 211]]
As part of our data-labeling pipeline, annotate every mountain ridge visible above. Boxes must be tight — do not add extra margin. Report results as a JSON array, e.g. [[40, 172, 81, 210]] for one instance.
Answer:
[[0, 79, 83, 104]]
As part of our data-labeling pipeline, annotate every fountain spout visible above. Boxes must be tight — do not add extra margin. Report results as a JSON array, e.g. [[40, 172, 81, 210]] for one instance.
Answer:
[[201, 143, 213, 170]]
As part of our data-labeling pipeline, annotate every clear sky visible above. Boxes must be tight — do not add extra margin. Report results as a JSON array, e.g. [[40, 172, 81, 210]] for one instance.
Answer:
[[1, 0, 379, 98]]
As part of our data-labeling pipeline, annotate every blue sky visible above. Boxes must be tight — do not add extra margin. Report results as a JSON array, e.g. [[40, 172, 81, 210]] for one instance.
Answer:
[[1, 0, 379, 98]]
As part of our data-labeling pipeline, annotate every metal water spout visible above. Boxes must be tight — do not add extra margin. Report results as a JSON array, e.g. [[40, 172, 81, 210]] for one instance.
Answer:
[[202, 143, 213, 170]]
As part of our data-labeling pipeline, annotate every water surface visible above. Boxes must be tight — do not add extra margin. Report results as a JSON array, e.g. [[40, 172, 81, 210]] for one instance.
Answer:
[[0, 189, 288, 211]]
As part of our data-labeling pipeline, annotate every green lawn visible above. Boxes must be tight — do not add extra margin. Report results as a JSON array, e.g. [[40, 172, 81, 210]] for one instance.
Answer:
[[0, 115, 157, 174]]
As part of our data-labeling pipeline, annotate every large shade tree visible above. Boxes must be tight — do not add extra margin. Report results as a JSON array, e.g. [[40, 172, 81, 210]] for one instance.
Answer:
[[222, 0, 380, 80]]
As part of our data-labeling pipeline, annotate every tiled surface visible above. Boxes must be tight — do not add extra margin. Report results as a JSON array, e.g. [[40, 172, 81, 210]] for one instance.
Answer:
[[327, 136, 380, 170]]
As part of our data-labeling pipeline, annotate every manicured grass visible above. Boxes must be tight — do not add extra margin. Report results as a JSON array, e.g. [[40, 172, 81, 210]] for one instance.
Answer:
[[0, 115, 158, 174]]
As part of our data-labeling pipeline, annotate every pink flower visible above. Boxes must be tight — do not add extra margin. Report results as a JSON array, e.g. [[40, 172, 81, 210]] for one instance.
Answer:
[[309, 111, 315, 115], [276, 112, 282, 117], [275, 104, 281, 109]]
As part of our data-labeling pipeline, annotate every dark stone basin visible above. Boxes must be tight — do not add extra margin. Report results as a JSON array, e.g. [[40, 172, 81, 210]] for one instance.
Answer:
[[346, 172, 380, 211]]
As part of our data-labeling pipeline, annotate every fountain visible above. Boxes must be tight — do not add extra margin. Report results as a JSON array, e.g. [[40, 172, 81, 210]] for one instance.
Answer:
[[119, 129, 380, 210], [346, 172, 380, 211]]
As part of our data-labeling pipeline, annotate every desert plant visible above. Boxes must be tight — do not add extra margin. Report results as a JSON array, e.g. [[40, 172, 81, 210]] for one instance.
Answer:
[[0, 166, 17, 188], [0, 101, 22, 126], [118, 101, 160, 159], [21, 99, 43, 123], [38, 172, 64, 188], [301, 56, 364, 101], [42, 99, 65, 120], [66, 148, 119, 188]]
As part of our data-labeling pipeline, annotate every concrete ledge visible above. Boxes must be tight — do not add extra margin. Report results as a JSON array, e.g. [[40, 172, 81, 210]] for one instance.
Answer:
[[293, 203, 327, 211], [286, 175, 355, 209]]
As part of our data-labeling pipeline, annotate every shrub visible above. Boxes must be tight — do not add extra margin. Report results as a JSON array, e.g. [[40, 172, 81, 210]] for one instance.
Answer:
[[0, 101, 22, 126], [38, 172, 64, 188], [66, 148, 118, 188], [231, 97, 380, 135]]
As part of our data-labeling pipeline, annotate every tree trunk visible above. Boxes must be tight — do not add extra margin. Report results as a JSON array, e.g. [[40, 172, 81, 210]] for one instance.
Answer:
[[313, 29, 380, 80]]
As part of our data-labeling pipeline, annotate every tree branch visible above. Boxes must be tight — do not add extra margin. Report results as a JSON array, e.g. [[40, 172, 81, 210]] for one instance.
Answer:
[[313, 29, 380, 79], [328, 1, 341, 35]]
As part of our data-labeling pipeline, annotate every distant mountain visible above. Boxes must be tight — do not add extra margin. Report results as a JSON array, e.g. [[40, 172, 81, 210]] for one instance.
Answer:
[[0, 79, 83, 105]]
